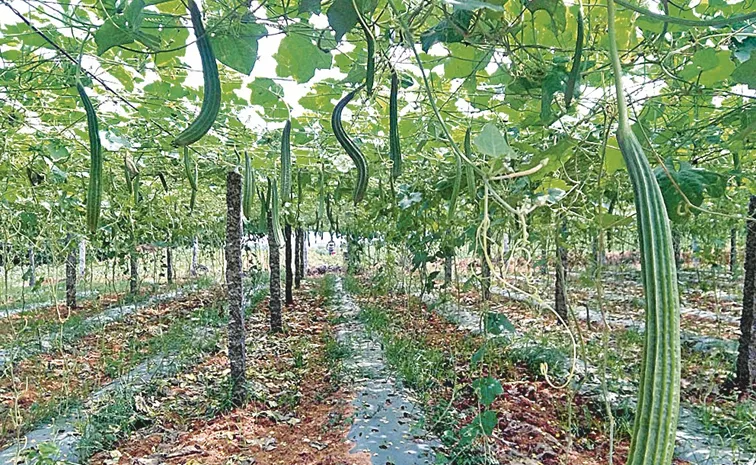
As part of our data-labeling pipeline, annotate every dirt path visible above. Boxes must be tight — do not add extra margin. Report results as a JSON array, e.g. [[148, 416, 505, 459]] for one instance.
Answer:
[[335, 277, 438, 464]]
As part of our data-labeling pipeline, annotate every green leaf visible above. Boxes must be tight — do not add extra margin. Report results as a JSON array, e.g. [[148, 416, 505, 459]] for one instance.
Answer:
[[94, 0, 148, 55], [95, 18, 136, 55], [459, 410, 498, 444], [444, 45, 492, 80], [680, 49, 736, 86], [209, 21, 266, 75], [654, 159, 726, 222], [476, 410, 498, 435], [471, 345, 487, 366], [519, 137, 576, 180], [526, 0, 566, 33], [275, 32, 332, 83], [419, 9, 473, 52], [484, 312, 515, 335], [298, 0, 322, 14], [327, 0, 377, 42], [604, 137, 625, 174], [472, 376, 503, 406], [540, 65, 567, 122], [474, 123, 514, 158], [596, 213, 633, 229], [248, 78, 284, 105], [732, 56, 756, 89]]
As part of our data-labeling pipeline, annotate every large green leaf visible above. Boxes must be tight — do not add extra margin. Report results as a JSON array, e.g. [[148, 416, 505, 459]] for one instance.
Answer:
[[327, 0, 377, 42], [474, 123, 514, 158], [94, 0, 158, 55], [472, 376, 503, 406], [484, 312, 515, 335], [654, 159, 726, 222], [459, 410, 498, 444], [274, 32, 332, 83], [209, 21, 266, 75], [680, 49, 736, 87], [298, 0, 322, 14], [526, 0, 567, 33], [732, 56, 756, 89], [419, 9, 473, 52]]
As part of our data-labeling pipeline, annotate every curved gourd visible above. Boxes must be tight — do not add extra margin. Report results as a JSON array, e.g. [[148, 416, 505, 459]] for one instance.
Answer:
[[331, 88, 369, 204], [172, 0, 221, 147]]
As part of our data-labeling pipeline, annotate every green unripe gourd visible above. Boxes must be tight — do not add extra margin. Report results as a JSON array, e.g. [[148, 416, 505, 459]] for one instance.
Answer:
[[332, 88, 369, 204], [243, 153, 255, 221], [389, 69, 402, 179], [183, 147, 198, 191], [607, 1, 681, 464], [172, 0, 220, 147], [464, 128, 476, 199], [280, 120, 292, 202], [270, 178, 284, 247], [77, 82, 102, 234]]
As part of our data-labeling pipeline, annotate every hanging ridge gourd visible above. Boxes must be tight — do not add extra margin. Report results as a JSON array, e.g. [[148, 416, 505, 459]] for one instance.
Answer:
[[353, 0, 375, 97], [464, 128, 476, 199], [270, 177, 285, 246], [607, 1, 681, 464], [123, 154, 138, 194], [183, 147, 198, 191], [316, 166, 325, 232], [564, 7, 584, 109], [281, 120, 292, 201], [77, 82, 102, 234], [184, 147, 198, 211], [243, 152, 255, 221], [172, 0, 221, 147], [448, 132, 463, 221], [389, 68, 402, 179], [332, 88, 369, 204], [157, 172, 169, 192]]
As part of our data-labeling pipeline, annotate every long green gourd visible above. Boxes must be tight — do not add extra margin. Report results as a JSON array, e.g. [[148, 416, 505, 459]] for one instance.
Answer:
[[564, 7, 584, 108], [607, 1, 681, 464], [76, 82, 102, 234], [243, 152, 255, 221], [448, 135, 462, 221], [183, 147, 198, 191], [281, 120, 292, 201], [132, 174, 141, 205], [270, 178, 284, 246], [464, 128, 476, 199], [124, 154, 138, 195], [353, 0, 374, 96], [157, 172, 169, 192], [257, 181, 270, 234], [172, 0, 220, 147], [316, 166, 325, 232], [332, 88, 369, 204], [389, 69, 402, 179]]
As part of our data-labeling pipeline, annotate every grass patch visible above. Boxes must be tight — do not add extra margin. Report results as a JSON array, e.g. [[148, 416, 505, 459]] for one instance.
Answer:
[[697, 399, 756, 452]]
